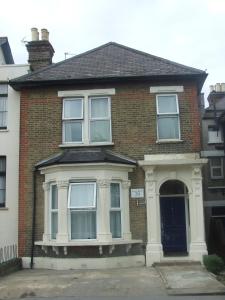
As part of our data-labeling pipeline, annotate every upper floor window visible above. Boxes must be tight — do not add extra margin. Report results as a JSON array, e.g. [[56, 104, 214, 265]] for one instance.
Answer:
[[0, 84, 8, 129], [0, 157, 6, 207], [208, 125, 223, 144], [62, 95, 112, 145], [210, 157, 224, 179], [156, 94, 180, 140]]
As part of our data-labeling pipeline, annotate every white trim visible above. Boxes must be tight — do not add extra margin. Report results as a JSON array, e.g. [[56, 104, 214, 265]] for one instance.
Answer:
[[150, 86, 184, 93], [201, 150, 224, 157], [59, 142, 114, 148], [204, 200, 225, 207], [58, 88, 116, 98]]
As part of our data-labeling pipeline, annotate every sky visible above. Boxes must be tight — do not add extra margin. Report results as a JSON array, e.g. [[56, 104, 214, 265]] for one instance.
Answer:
[[1, 0, 225, 104]]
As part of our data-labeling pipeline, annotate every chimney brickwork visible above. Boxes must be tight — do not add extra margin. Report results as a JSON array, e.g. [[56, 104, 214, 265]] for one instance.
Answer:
[[26, 28, 54, 71]]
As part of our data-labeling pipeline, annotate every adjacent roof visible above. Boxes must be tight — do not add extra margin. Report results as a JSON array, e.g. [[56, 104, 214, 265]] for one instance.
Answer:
[[10, 42, 207, 90], [0, 37, 14, 64], [36, 148, 136, 169]]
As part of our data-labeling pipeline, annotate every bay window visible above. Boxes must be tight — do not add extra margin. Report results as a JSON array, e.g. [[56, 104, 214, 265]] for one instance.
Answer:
[[68, 182, 97, 239], [50, 184, 58, 239], [110, 183, 122, 238], [156, 94, 180, 140]]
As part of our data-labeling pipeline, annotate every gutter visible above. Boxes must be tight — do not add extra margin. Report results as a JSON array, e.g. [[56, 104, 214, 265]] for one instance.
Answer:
[[30, 167, 37, 269]]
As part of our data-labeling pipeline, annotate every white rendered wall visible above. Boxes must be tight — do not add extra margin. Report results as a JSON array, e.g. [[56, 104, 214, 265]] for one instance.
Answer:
[[0, 65, 29, 258]]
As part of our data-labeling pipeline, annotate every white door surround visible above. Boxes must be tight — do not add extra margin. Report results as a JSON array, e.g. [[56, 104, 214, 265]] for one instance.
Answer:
[[139, 153, 208, 266]]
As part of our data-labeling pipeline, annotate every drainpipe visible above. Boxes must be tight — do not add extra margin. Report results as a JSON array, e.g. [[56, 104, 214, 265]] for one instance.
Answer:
[[30, 167, 37, 269]]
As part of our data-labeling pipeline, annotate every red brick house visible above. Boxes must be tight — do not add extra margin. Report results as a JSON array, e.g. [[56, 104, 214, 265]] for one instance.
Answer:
[[10, 29, 208, 269]]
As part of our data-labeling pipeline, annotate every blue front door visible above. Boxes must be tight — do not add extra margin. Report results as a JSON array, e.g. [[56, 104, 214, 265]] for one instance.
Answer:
[[160, 197, 187, 254]]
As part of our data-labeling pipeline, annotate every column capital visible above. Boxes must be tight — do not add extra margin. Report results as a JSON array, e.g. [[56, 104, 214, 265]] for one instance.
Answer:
[[191, 166, 202, 179], [97, 179, 111, 188], [145, 167, 156, 182], [57, 180, 69, 189], [121, 180, 131, 189], [42, 182, 50, 191]]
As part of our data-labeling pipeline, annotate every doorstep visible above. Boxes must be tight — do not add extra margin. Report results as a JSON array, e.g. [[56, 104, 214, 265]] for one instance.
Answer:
[[155, 263, 225, 295]]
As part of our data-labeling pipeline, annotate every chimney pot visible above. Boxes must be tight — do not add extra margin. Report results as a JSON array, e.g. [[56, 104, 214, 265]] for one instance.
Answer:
[[31, 28, 39, 41], [41, 28, 49, 41], [221, 83, 225, 92], [215, 83, 221, 92]]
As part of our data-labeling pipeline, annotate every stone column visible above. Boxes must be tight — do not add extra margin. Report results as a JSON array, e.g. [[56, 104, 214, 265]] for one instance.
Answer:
[[42, 182, 51, 242], [189, 167, 207, 261], [56, 180, 69, 242], [97, 179, 112, 242], [145, 167, 163, 266], [121, 180, 132, 240]]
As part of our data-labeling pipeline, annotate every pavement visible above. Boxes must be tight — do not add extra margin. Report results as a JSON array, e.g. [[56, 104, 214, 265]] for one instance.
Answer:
[[0, 265, 224, 299]]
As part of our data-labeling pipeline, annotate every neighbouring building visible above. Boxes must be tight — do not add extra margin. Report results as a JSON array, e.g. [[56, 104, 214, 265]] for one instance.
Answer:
[[201, 83, 225, 258], [0, 37, 29, 261], [10, 28, 208, 269]]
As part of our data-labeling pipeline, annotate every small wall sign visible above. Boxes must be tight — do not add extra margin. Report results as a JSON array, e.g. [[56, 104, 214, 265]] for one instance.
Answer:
[[131, 188, 144, 198]]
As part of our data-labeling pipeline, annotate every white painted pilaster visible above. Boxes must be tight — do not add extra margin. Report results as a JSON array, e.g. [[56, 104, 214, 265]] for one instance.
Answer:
[[144, 167, 163, 266], [42, 182, 51, 242], [189, 167, 207, 261], [56, 180, 69, 242], [121, 180, 132, 240], [97, 179, 112, 242]]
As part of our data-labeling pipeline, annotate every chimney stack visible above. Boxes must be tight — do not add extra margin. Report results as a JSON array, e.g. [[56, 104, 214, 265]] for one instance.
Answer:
[[26, 28, 54, 71]]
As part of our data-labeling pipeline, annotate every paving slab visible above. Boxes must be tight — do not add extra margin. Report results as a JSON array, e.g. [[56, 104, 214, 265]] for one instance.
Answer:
[[155, 264, 225, 295], [0, 267, 166, 299]]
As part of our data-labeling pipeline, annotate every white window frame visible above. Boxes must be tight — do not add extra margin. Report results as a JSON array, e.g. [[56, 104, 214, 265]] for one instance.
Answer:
[[208, 125, 223, 144], [89, 96, 112, 144], [68, 182, 97, 240], [49, 183, 58, 240], [210, 157, 224, 179], [62, 98, 84, 144], [0, 84, 8, 130], [110, 182, 122, 239], [156, 94, 181, 141]]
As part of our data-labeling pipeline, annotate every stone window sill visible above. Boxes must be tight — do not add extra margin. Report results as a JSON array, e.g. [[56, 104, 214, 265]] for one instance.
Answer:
[[0, 207, 9, 211], [156, 139, 183, 144], [35, 239, 142, 256], [0, 129, 9, 132], [59, 142, 114, 148]]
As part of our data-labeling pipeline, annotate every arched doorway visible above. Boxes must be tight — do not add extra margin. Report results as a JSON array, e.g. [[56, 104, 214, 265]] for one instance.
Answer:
[[160, 180, 189, 255]]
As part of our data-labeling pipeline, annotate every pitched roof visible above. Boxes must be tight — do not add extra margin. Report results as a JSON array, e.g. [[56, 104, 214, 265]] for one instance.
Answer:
[[0, 37, 14, 64], [36, 148, 136, 169], [10, 42, 206, 89]]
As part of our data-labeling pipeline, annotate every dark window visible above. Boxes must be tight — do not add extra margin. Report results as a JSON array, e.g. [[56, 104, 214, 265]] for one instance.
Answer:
[[0, 84, 8, 129], [0, 157, 6, 207]]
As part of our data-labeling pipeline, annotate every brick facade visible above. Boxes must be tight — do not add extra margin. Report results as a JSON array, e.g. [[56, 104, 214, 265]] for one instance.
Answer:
[[18, 80, 201, 257]]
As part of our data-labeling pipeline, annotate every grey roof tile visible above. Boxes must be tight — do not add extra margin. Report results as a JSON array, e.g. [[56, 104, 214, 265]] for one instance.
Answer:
[[11, 42, 205, 84]]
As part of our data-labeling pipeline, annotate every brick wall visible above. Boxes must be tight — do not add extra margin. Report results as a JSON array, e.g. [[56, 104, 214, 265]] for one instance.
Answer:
[[18, 80, 201, 257]]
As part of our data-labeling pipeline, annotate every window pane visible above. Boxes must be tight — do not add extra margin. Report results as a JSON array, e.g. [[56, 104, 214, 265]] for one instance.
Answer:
[[91, 98, 109, 118], [0, 176, 5, 207], [70, 183, 96, 208], [51, 212, 58, 239], [158, 116, 179, 139], [51, 185, 58, 209], [0, 97, 7, 111], [0, 84, 8, 94], [110, 183, 120, 208], [63, 99, 83, 119], [157, 95, 177, 114], [71, 211, 96, 239], [0, 112, 7, 128], [211, 158, 222, 167], [110, 211, 121, 238], [90, 120, 110, 142], [64, 121, 82, 142], [212, 168, 222, 177]]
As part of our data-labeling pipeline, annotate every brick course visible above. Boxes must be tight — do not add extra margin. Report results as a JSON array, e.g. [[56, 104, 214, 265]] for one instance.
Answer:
[[18, 80, 201, 257]]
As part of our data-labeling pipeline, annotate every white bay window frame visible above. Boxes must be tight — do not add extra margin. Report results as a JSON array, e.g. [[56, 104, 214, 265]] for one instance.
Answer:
[[50, 184, 58, 240], [156, 94, 180, 141], [110, 182, 122, 239]]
